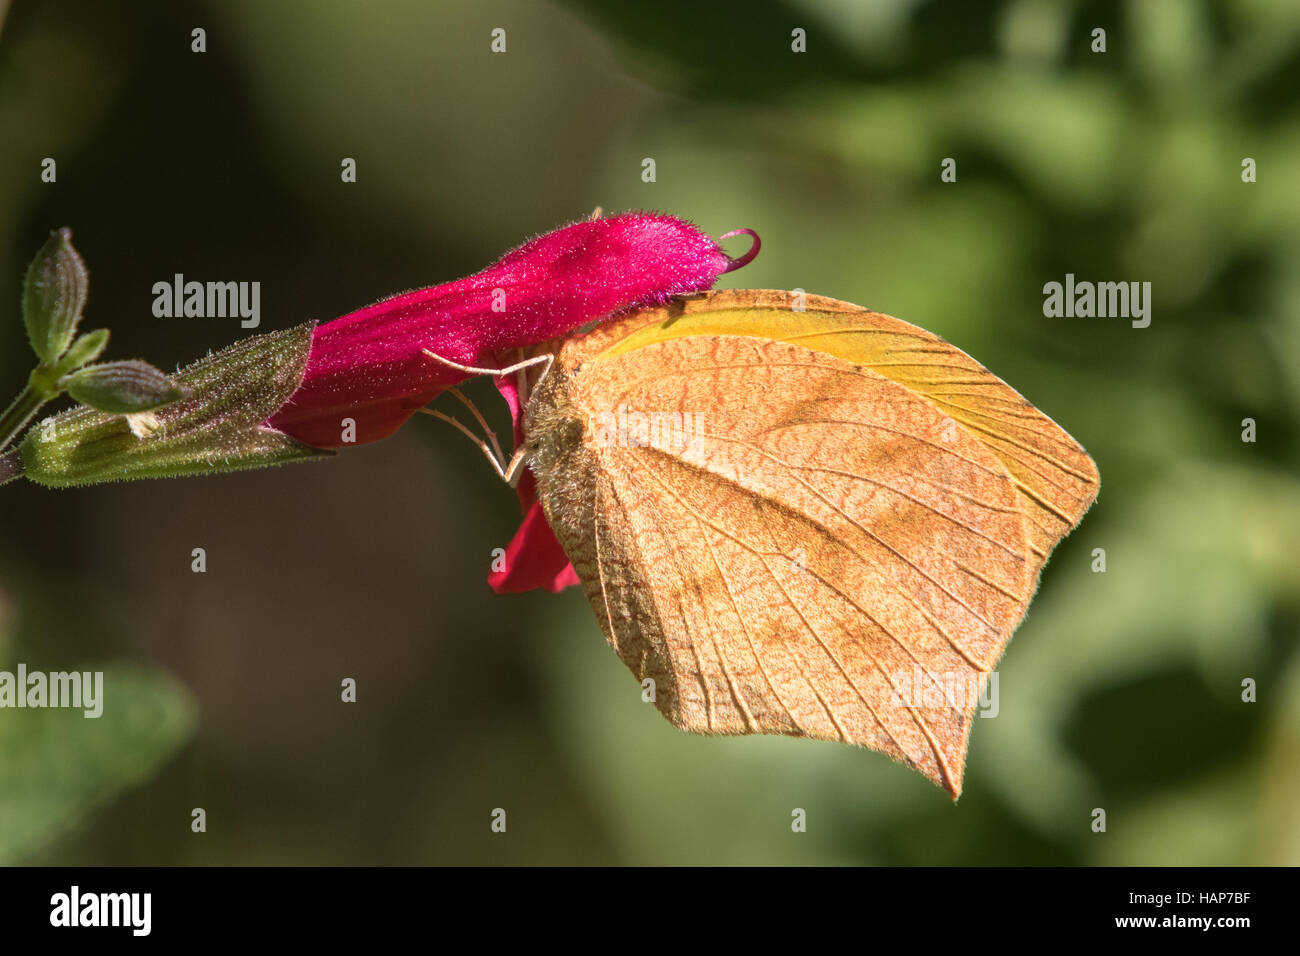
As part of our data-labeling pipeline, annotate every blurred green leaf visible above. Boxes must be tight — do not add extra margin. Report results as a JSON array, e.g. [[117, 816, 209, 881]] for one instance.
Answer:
[[0, 663, 196, 864]]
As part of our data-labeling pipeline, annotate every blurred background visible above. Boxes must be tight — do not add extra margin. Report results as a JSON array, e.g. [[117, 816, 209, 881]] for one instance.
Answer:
[[1, 0, 1297, 865]]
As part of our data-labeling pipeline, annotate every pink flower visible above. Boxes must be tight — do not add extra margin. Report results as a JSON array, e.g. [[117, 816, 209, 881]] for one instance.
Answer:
[[265, 211, 759, 596], [268, 213, 751, 449]]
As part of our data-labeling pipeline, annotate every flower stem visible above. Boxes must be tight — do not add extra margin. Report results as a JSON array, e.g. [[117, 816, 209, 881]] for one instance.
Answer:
[[0, 384, 47, 453]]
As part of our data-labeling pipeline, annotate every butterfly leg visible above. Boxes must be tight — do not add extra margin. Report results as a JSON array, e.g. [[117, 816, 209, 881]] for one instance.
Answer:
[[419, 401, 533, 487], [418, 405, 510, 481], [418, 350, 555, 486], [446, 385, 505, 466], [420, 349, 553, 382], [501, 444, 530, 488], [420, 349, 556, 411]]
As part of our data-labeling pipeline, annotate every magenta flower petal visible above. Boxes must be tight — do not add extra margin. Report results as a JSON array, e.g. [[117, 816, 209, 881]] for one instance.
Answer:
[[488, 493, 581, 594], [268, 212, 734, 449]]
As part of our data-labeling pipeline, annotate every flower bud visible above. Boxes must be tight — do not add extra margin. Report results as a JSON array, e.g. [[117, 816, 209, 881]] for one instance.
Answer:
[[61, 360, 189, 414], [20, 322, 328, 487], [23, 228, 88, 363]]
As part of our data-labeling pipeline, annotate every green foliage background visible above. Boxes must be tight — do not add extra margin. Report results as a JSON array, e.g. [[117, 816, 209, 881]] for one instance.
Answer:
[[0, 0, 1296, 864]]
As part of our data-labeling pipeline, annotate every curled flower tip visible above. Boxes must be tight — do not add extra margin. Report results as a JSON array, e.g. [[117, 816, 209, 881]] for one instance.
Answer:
[[718, 228, 761, 273]]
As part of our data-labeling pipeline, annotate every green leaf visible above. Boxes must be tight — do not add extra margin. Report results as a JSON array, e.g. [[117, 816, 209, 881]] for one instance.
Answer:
[[62, 359, 189, 414], [22, 228, 89, 363], [19, 321, 332, 487], [0, 663, 196, 864]]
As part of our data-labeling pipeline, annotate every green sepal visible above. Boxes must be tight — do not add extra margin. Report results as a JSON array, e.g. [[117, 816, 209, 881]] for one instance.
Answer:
[[54, 329, 110, 377], [19, 321, 332, 487]]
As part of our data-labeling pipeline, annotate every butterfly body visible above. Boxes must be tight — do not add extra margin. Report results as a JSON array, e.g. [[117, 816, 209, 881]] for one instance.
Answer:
[[522, 290, 1098, 797]]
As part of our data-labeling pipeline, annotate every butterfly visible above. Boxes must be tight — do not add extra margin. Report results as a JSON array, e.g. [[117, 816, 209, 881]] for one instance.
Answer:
[[431, 288, 1099, 797]]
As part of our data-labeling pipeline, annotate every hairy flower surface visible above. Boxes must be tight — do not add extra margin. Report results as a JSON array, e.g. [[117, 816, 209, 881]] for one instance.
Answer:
[[268, 213, 745, 449]]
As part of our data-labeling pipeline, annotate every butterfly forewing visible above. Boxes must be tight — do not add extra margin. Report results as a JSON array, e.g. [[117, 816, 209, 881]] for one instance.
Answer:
[[590, 290, 1100, 578]]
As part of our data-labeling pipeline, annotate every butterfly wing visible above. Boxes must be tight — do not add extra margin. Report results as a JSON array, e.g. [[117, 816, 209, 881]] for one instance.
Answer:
[[530, 295, 1097, 796]]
